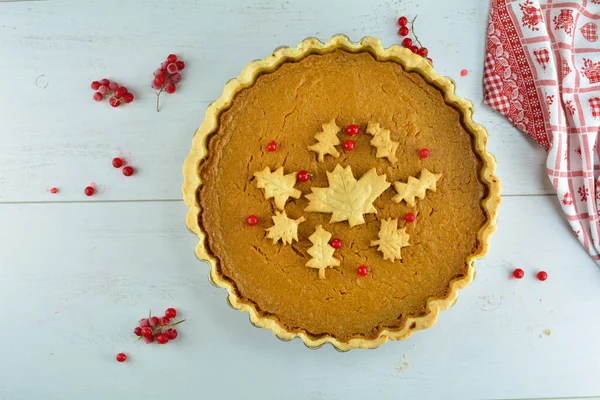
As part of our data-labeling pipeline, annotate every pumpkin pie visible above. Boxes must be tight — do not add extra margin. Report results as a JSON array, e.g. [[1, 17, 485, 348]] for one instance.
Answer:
[[183, 36, 501, 350]]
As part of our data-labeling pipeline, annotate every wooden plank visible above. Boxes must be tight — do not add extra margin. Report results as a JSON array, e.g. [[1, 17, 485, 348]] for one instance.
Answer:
[[0, 0, 552, 203], [0, 197, 598, 399]]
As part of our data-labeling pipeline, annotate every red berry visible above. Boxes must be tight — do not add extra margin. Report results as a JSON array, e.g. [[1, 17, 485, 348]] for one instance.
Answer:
[[167, 54, 178, 63], [99, 79, 110, 86], [122, 166, 134, 176], [402, 38, 413, 48], [156, 334, 169, 344], [91, 81, 101, 90], [166, 63, 179, 74], [399, 26, 410, 36], [428, 58, 433, 64], [149, 316, 160, 327], [513, 268, 524, 279], [112, 157, 123, 168], [164, 83, 176, 94], [93, 92, 103, 102], [537, 271, 548, 281], [138, 318, 150, 328], [50, 187, 58, 194], [417, 47, 429, 58], [114, 87, 126, 98], [160, 61, 169, 71], [343, 140, 355, 151], [123, 93, 134, 103], [266, 141, 278, 152], [116, 353, 127, 362], [98, 85, 108, 94], [357, 265, 369, 276], [161, 316, 171, 326], [297, 170, 310, 182], [154, 74, 166, 86], [460, 69, 468, 77], [141, 327, 153, 338], [346, 124, 359, 136], [398, 16, 408, 26], [405, 212, 416, 223], [154, 68, 164, 76], [84, 186, 95, 196], [109, 97, 121, 108], [170, 72, 182, 83], [246, 215, 259, 226], [175, 60, 185, 70], [330, 238, 342, 249], [419, 148, 430, 159], [133, 327, 142, 336], [143, 334, 155, 344], [165, 308, 177, 319], [108, 82, 119, 91], [409, 45, 418, 53], [165, 328, 178, 340]]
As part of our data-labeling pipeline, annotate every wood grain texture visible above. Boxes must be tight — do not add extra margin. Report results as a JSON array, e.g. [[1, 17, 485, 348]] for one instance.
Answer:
[[0, 198, 599, 400], [0, 0, 551, 203], [0, 0, 592, 399]]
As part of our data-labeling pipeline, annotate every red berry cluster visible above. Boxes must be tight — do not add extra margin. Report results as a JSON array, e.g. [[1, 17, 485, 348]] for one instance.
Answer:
[[397, 16, 432, 64], [344, 124, 359, 151], [91, 79, 134, 107], [512, 268, 548, 281], [112, 157, 135, 177], [134, 308, 184, 345], [153, 54, 185, 112]]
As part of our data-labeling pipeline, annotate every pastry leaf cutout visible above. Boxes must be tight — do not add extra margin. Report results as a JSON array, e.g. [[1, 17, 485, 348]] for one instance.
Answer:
[[392, 169, 441, 207], [306, 225, 340, 279], [305, 164, 391, 227], [370, 218, 410, 261], [266, 211, 306, 245], [308, 119, 341, 162], [254, 167, 302, 210], [366, 122, 399, 164]]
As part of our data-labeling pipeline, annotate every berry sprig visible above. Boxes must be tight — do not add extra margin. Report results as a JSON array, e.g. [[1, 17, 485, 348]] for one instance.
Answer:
[[135, 308, 184, 345], [397, 15, 432, 64], [91, 79, 134, 107], [152, 54, 185, 112]]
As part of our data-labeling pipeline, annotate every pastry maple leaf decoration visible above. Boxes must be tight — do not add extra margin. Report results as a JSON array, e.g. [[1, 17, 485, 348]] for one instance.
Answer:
[[306, 225, 340, 279], [266, 211, 306, 245], [308, 119, 341, 162], [305, 164, 391, 227], [366, 122, 399, 164], [254, 167, 302, 210], [392, 169, 441, 207], [370, 218, 410, 261]]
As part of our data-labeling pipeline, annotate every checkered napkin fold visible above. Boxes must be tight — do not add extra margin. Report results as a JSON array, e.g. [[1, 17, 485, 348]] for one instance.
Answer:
[[484, 0, 600, 263]]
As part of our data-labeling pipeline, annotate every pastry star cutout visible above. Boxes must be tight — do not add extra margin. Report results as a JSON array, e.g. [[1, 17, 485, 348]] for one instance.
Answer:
[[366, 122, 399, 164], [305, 164, 391, 227], [306, 225, 340, 279], [308, 119, 341, 162], [253, 167, 302, 210], [265, 211, 306, 245], [370, 218, 410, 261], [392, 169, 441, 207]]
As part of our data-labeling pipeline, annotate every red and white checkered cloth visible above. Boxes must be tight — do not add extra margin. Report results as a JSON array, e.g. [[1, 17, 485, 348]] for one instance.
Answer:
[[484, 0, 600, 262]]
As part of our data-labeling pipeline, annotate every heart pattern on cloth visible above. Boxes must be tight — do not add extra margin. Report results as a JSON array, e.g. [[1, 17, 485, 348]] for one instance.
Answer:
[[533, 48, 551, 70], [581, 22, 599, 42]]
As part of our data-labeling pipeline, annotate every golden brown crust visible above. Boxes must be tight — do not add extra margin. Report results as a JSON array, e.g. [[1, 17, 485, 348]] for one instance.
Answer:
[[182, 35, 501, 350]]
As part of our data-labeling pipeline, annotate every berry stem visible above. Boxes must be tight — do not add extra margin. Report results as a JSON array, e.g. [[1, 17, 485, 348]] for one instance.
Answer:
[[155, 87, 164, 113], [410, 16, 424, 48]]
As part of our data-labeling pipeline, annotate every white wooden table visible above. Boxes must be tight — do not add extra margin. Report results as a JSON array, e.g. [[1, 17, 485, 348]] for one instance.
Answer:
[[1, 1, 599, 399]]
